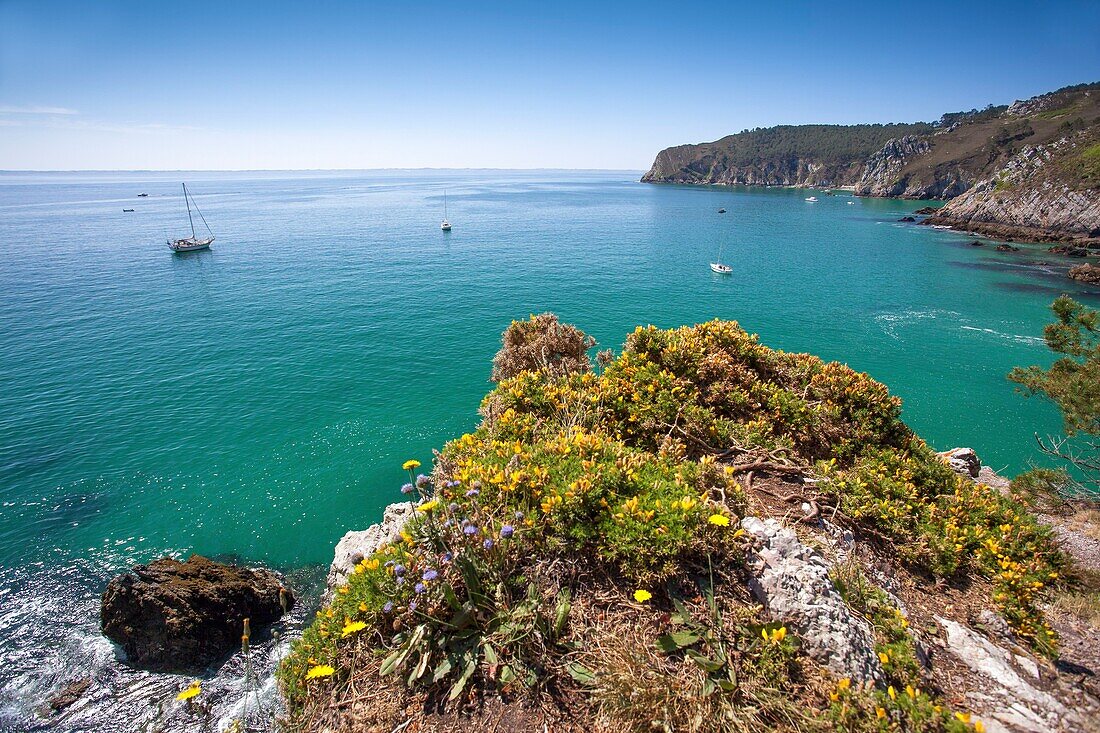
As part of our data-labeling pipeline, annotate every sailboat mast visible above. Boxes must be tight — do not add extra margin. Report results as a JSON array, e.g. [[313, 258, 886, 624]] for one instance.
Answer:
[[444, 191, 448, 219], [183, 183, 196, 239]]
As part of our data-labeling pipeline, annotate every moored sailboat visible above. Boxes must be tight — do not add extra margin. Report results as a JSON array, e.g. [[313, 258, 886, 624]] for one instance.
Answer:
[[441, 191, 452, 231], [167, 183, 214, 252]]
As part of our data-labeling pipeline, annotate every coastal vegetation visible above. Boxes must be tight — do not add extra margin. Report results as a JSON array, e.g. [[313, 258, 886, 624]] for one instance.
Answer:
[[278, 315, 1073, 732]]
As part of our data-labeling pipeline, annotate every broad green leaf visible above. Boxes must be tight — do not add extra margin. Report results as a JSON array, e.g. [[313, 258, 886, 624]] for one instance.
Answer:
[[566, 662, 597, 685], [656, 631, 701, 653]]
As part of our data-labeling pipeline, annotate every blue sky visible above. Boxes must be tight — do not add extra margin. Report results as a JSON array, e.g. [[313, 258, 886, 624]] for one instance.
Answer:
[[1, 0, 1097, 170]]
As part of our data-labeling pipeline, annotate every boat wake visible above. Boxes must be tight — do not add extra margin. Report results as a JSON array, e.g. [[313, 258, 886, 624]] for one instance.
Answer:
[[873, 309, 1044, 347]]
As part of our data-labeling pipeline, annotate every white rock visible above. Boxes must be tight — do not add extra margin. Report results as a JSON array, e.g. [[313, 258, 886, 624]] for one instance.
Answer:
[[326, 502, 415, 595], [740, 516, 883, 683], [936, 615, 1085, 732]]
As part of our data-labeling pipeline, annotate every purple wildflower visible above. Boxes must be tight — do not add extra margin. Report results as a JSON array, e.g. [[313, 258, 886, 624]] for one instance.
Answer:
[[465, 488, 480, 498], [448, 502, 459, 513], [500, 525, 515, 539], [463, 524, 478, 536], [401, 483, 414, 494], [422, 568, 439, 582], [408, 600, 417, 612], [395, 576, 405, 587], [441, 552, 453, 564], [483, 538, 494, 550], [393, 564, 406, 577], [414, 582, 426, 594], [383, 601, 394, 614], [415, 474, 430, 488], [514, 511, 524, 520]]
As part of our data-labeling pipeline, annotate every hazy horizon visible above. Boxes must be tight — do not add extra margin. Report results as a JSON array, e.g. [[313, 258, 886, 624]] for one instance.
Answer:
[[2, 0, 1098, 171]]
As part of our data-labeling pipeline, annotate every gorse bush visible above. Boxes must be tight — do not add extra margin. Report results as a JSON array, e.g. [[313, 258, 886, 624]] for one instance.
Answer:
[[280, 317, 1060, 731]]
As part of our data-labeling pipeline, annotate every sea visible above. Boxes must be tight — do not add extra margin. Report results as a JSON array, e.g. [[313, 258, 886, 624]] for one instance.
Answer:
[[0, 169, 1094, 731]]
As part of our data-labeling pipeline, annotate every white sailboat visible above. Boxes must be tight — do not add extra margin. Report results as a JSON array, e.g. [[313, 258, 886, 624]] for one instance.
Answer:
[[441, 191, 452, 231], [710, 243, 732, 274], [167, 183, 214, 252]]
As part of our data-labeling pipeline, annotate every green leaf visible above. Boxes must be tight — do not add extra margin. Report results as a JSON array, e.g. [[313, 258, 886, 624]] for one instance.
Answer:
[[448, 657, 477, 701], [410, 648, 431, 684], [482, 643, 499, 665], [656, 631, 701, 653], [442, 582, 462, 611], [499, 665, 516, 684], [566, 662, 597, 685], [432, 658, 453, 683], [553, 590, 571, 638], [686, 649, 724, 672]]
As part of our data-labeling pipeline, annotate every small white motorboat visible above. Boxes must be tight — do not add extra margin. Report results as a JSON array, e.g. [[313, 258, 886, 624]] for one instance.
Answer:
[[710, 262, 732, 274], [847, 200, 855, 205], [805, 196, 818, 203], [167, 183, 215, 253]]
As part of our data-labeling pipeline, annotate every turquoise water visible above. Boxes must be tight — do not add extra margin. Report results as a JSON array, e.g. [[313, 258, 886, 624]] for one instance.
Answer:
[[0, 169, 1095, 726]]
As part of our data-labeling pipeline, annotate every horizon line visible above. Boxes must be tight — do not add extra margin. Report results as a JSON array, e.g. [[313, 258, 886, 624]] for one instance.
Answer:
[[0, 166, 647, 174]]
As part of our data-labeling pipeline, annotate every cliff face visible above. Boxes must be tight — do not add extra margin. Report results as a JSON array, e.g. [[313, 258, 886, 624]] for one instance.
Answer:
[[925, 134, 1100, 244], [643, 82, 1100, 242]]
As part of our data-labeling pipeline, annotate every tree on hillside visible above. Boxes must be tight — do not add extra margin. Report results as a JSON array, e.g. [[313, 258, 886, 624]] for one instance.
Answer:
[[1009, 295, 1100, 492]]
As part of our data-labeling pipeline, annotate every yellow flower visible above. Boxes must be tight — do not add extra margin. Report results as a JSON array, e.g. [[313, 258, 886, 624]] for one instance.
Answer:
[[974, 720, 985, 733], [954, 712, 971, 724], [359, 557, 380, 572], [341, 621, 367, 637], [633, 589, 652, 602], [417, 499, 440, 513], [878, 651, 890, 664], [306, 664, 336, 680], [837, 678, 851, 692], [888, 685, 896, 701], [767, 626, 787, 644], [876, 707, 886, 720], [707, 514, 730, 527], [402, 459, 421, 471], [175, 682, 201, 701]]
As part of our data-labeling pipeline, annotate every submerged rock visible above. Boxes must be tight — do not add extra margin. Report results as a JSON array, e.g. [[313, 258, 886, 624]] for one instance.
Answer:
[[100, 555, 292, 673], [898, 215, 917, 223], [740, 516, 883, 683], [996, 243, 1021, 252]]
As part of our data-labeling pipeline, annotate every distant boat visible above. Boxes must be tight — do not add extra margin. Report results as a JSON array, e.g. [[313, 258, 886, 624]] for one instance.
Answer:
[[441, 191, 452, 231], [847, 201, 855, 205], [718, 208, 726, 214], [167, 183, 214, 253], [805, 196, 818, 203], [710, 242, 732, 274], [138, 193, 149, 197], [123, 208, 135, 213]]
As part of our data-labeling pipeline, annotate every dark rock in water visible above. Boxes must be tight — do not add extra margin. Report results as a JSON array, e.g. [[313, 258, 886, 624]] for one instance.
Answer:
[[101, 555, 293, 672], [1049, 244, 1090, 257], [968, 240, 984, 246], [48, 678, 91, 712], [913, 206, 938, 215], [898, 216, 916, 223], [995, 244, 1020, 252], [1069, 263, 1100, 284]]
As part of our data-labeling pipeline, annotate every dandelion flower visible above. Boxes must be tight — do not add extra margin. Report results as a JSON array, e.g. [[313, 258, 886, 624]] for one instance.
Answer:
[[176, 682, 201, 701], [633, 589, 652, 602], [402, 460, 421, 471], [707, 514, 730, 527], [306, 665, 336, 680], [341, 621, 367, 637]]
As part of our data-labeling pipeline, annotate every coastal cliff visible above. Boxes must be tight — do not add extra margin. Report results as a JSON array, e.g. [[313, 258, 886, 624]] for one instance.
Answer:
[[278, 315, 1100, 733], [643, 82, 1100, 244]]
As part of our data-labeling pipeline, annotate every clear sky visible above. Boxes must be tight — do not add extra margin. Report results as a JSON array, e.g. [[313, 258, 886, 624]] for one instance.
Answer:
[[1, 0, 1098, 170]]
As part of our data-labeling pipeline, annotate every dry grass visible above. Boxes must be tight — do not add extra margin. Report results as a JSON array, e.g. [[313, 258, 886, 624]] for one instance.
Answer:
[[1052, 590, 1100, 629]]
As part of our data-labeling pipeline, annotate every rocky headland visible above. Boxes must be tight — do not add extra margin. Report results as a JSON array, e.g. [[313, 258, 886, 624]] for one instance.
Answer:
[[277, 316, 1100, 733], [643, 82, 1100, 248]]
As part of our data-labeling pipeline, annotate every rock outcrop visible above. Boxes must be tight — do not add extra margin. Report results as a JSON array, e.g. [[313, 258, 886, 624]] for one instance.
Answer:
[[924, 137, 1100, 245], [327, 501, 415, 595], [1069, 262, 1100, 284], [101, 555, 292, 672], [740, 516, 883, 683]]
